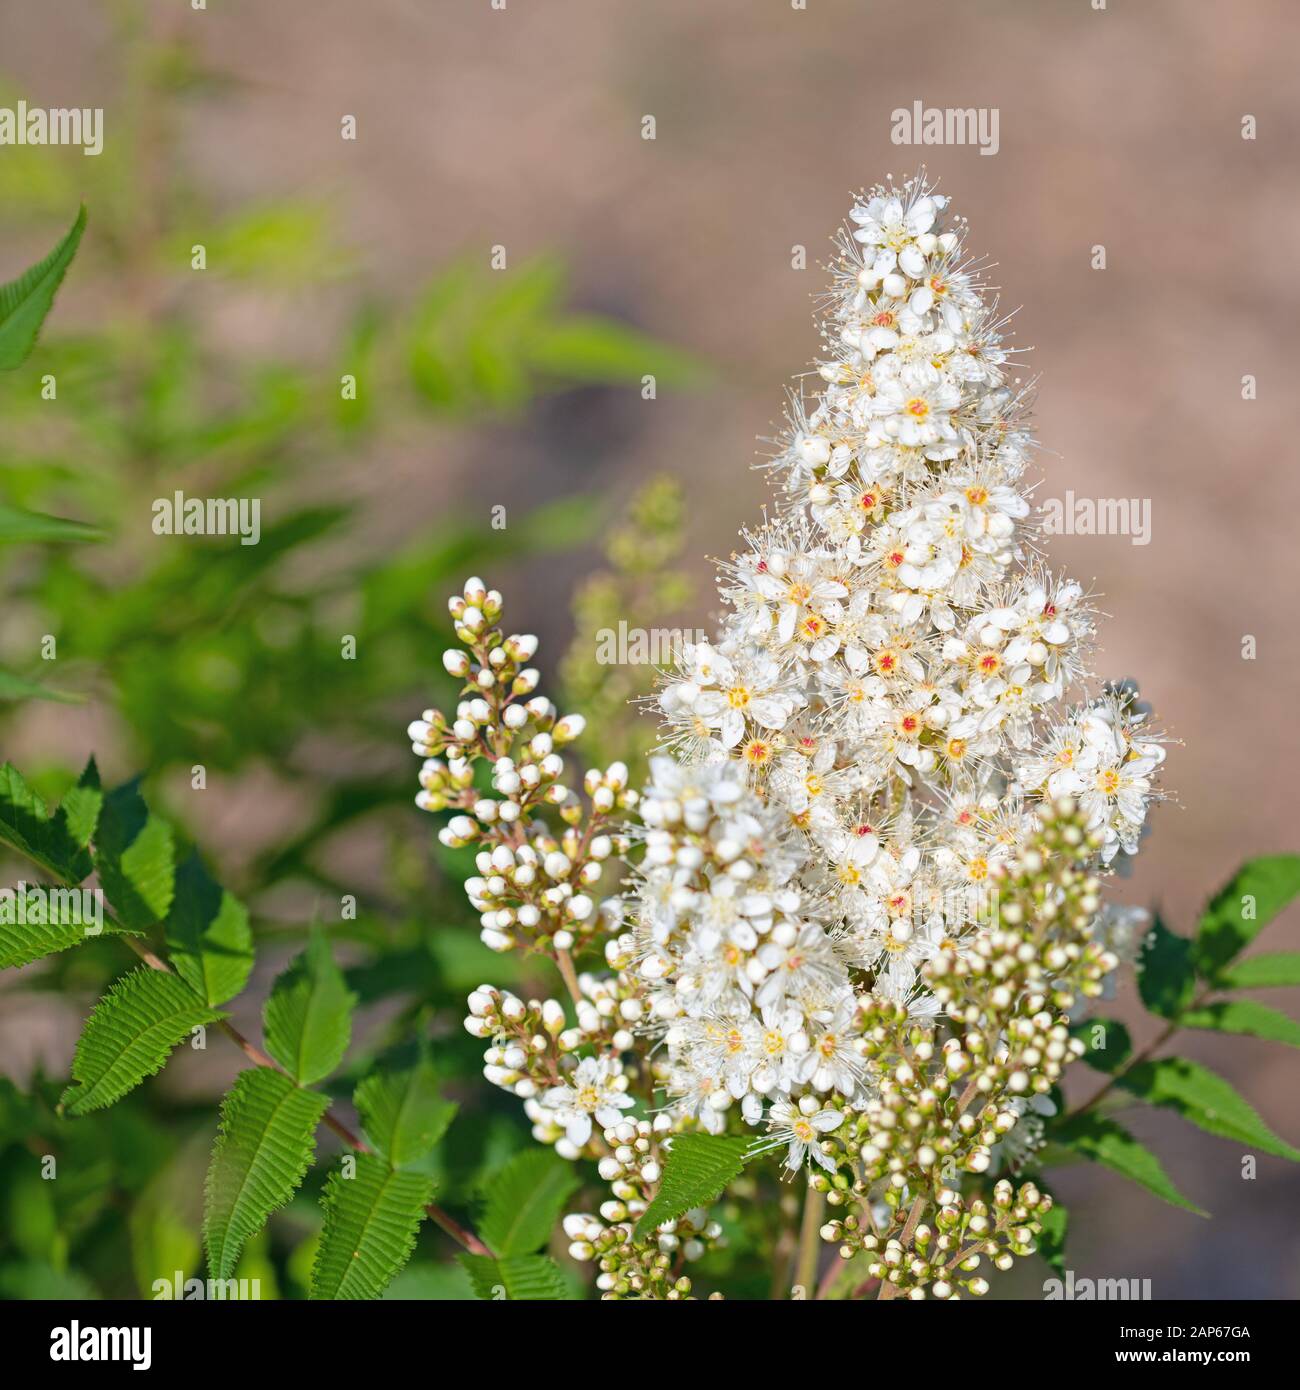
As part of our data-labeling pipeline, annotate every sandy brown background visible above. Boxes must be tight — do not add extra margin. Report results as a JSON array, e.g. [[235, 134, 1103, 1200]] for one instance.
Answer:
[[2, 0, 1298, 1298]]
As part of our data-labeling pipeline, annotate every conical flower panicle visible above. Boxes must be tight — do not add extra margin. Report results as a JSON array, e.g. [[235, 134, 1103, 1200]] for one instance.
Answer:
[[410, 175, 1170, 1299], [643, 172, 1166, 1130]]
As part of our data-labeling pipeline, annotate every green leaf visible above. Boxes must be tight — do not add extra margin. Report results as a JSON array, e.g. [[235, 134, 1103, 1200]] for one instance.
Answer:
[[1180, 1000, 1300, 1050], [309, 1153, 432, 1300], [634, 1134, 752, 1239], [354, 1060, 456, 1170], [59, 759, 103, 850], [0, 884, 105, 969], [1194, 856, 1300, 981], [263, 929, 355, 1085], [93, 780, 176, 931], [1035, 1198, 1069, 1276], [1137, 916, 1195, 1019], [1118, 1057, 1300, 1161], [0, 205, 86, 369], [165, 854, 254, 1007], [1053, 1112, 1206, 1214], [0, 502, 103, 545], [526, 315, 703, 389], [479, 1149, 580, 1257], [459, 1252, 572, 1301], [203, 1067, 330, 1280], [59, 967, 220, 1115], [1218, 952, 1300, 990], [0, 762, 93, 884], [1070, 1018, 1132, 1074], [0, 667, 80, 704]]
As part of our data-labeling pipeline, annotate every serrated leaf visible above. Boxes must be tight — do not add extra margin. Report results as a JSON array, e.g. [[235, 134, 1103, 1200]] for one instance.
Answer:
[[479, 1149, 580, 1256], [309, 1153, 432, 1300], [0, 502, 103, 545], [0, 762, 93, 884], [1118, 1057, 1300, 1161], [203, 1067, 329, 1279], [59, 760, 102, 850], [1218, 952, 1300, 990], [1070, 1017, 1132, 1074], [60, 968, 220, 1115], [1180, 1000, 1300, 1049], [0, 204, 86, 369], [165, 854, 254, 1007], [93, 780, 175, 930], [634, 1134, 751, 1239], [0, 884, 106, 969], [354, 1060, 456, 1170], [459, 1252, 572, 1301], [1053, 1112, 1206, 1214], [1137, 916, 1195, 1019], [1194, 856, 1300, 981], [263, 929, 355, 1085]]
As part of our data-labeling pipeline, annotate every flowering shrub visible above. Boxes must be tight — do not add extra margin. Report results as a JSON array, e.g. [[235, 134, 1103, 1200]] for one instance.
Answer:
[[2, 177, 1296, 1303], [409, 177, 1300, 1300]]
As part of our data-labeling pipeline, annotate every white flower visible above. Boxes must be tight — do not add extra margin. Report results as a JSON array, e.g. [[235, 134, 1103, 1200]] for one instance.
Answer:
[[761, 1097, 843, 1173], [540, 1056, 633, 1147]]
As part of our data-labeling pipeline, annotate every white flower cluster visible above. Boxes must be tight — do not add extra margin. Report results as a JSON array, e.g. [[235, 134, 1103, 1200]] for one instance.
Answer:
[[638, 175, 1168, 1170]]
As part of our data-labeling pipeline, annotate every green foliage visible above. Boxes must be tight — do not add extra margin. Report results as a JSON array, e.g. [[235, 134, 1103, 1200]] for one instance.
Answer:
[[1192, 855, 1300, 982], [0, 762, 94, 884], [1045, 852, 1300, 1220], [59, 968, 221, 1116], [1053, 1113, 1205, 1215], [354, 1060, 457, 1171], [0, 502, 102, 545], [263, 930, 356, 1085], [1217, 952, 1300, 989], [165, 854, 254, 1008], [1117, 1058, 1300, 1161], [203, 1067, 330, 1280], [1179, 1000, 1300, 1049], [479, 1149, 580, 1257], [93, 781, 176, 932], [1034, 1197, 1069, 1277], [0, 888, 103, 969], [460, 1252, 573, 1301], [1137, 916, 1195, 1019], [1071, 1018, 1132, 1074], [0, 204, 85, 369], [310, 1154, 433, 1300], [634, 1134, 753, 1239]]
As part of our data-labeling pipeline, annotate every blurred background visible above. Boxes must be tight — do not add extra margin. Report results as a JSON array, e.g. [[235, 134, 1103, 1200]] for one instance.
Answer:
[[0, 0, 1297, 1299]]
